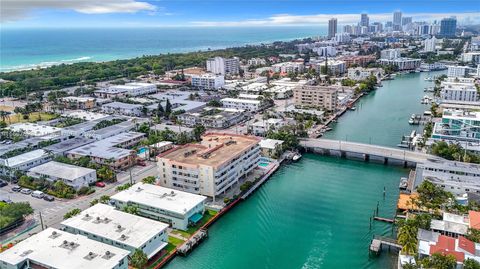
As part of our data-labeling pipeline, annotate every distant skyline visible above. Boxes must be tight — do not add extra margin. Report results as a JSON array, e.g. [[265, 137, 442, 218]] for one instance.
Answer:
[[1, 0, 479, 28]]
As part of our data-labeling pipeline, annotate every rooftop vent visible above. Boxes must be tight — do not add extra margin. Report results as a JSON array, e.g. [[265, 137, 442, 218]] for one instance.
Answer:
[[116, 225, 125, 232], [60, 240, 79, 250], [49, 230, 61, 239], [102, 251, 116, 260], [20, 250, 33, 257], [119, 234, 129, 241], [84, 252, 98, 261]]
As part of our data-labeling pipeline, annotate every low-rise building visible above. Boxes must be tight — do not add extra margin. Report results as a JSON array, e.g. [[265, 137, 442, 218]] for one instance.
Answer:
[[96, 83, 157, 98], [430, 212, 469, 237], [271, 62, 305, 73], [259, 139, 284, 158], [311, 60, 346, 75], [66, 132, 144, 170], [101, 102, 143, 117], [28, 161, 97, 190], [430, 109, 480, 146], [191, 73, 225, 90], [61, 96, 96, 109], [447, 65, 470, 78], [157, 133, 261, 199], [294, 85, 339, 111], [0, 227, 130, 269], [251, 118, 286, 136], [347, 67, 384, 81], [1, 149, 51, 176], [220, 97, 263, 112], [177, 109, 245, 129], [110, 182, 206, 230], [440, 78, 478, 103], [61, 204, 169, 258], [6, 123, 62, 138]]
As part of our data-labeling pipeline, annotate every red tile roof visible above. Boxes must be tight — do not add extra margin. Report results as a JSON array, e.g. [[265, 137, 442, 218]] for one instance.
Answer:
[[429, 235, 465, 262], [469, 211, 480, 230], [458, 236, 475, 255]]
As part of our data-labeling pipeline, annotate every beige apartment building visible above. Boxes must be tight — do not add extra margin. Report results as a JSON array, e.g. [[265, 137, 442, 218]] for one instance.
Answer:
[[157, 133, 261, 200], [294, 85, 339, 111]]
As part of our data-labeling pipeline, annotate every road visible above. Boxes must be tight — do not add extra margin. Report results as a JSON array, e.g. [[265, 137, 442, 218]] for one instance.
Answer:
[[1, 162, 158, 244]]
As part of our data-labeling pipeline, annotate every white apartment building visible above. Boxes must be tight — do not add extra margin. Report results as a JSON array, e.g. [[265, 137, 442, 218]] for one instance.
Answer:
[[1, 149, 51, 176], [462, 52, 480, 64], [379, 58, 421, 70], [61, 204, 169, 259], [447, 65, 470, 78], [272, 62, 305, 73], [313, 46, 336, 57], [440, 78, 478, 103], [191, 73, 225, 90], [247, 58, 267, 66], [424, 36, 437, 52], [206, 57, 240, 75], [251, 118, 286, 136], [347, 67, 384, 81], [28, 161, 97, 190], [107, 83, 157, 97], [101, 102, 143, 116], [157, 133, 261, 199], [334, 33, 351, 44], [380, 48, 401, 60], [111, 183, 206, 231], [6, 123, 62, 138], [220, 97, 263, 112], [0, 228, 130, 269], [312, 60, 346, 75]]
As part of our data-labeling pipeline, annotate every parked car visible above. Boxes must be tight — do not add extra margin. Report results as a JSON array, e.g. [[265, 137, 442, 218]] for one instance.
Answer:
[[43, 195, 55, 202], [95, 182, 106, 188], [11, 185, 22, 192], [31, 190, 45, 199], [0, 180, 8, 187], [20, 189, 32, 195]]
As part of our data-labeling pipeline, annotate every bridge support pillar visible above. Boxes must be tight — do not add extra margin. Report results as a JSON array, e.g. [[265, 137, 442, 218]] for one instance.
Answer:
[[364, 154, 370, 162], [403, 161, 407, 168], [340, 151, 346, 158], [384, 157, 388, 165]]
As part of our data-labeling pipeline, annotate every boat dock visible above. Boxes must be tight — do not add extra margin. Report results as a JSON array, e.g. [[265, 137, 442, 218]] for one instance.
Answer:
[[369, 235, 401, 255], [373, 216, 395, 223], [177, 229, 208, 256]]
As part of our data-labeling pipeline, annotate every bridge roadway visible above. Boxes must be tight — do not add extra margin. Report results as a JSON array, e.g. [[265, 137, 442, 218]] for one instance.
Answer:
[[300, 138, 438, 164]]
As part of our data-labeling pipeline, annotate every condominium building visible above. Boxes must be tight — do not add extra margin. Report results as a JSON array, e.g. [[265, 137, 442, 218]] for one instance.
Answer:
[[191, 73, 225, 90], [101, 102, 143, 117], [177, 109, 245, 129], [393, 11, 402, 27], [311, 60, 346, 75], [328, 18, 337, 39], [380, 49, 401, 60], [61, 96, 96, 109], [447, 66, 470, 78], [95, 83, 157, 98], [247, 58, 267, 66], [251, 118, 286, 136], [271, 62, 305, 73], [1, 149, 52, 176], [360, 13, 369, 28], [347, 67, 384, 81], [206, 57, 240, 75], [157, 133, 261, 199], [378, 58, 421, 70], [294, 85, 339, 111], [440, 78, 478, 104], [424, 36, 437, 52], [28, 161, 97, 190], [0, 228, 130, 269], [61, 204, 169, 259], [431, 109, 480, 145], [313, 46, 336, 57], [110, 182, 206, 230], [440, 17, 457, 37]]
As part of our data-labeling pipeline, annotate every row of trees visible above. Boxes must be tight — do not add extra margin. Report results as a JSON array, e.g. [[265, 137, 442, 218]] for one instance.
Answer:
[[431, 141, 480, 164]]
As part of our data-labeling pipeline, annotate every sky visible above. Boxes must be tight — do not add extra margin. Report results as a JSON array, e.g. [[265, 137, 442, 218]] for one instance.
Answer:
[[1, 0, 480, 28]]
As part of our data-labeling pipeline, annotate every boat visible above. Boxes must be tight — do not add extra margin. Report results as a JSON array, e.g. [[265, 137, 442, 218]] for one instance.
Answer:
[[408, 119, 414, 124], [350, 106, 357, 111], [424, 77, 434, 81], [292, 153, 302, 162], [324, 127, 332, 132], [399, 177, 408, 190]]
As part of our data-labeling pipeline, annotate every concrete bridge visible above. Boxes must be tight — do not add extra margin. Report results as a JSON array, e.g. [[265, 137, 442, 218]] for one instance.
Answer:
[[300, 138, 438, 166]]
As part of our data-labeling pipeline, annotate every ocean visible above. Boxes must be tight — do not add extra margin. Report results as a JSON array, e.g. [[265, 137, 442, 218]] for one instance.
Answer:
[[0, 27, 326, 72]]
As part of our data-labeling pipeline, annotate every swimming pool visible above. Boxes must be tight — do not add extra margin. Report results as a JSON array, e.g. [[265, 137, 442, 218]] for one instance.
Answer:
[[258, 162, 270, 167], [138, 148, 147, 154]]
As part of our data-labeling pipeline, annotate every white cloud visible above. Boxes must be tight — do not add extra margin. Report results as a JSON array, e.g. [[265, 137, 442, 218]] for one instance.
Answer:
[[191, 12, 480, 27], [1, 0, 157, 22]]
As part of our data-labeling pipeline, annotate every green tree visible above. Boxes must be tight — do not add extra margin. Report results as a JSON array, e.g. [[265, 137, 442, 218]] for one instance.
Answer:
[[142, 176, 156, 184], [193, 124, 206, 141], [63, 208, 81, 219], [420, 253, 457, 269], [465, 258, 480, 269], [165, 99, 172, 116], [130, 249, 148, 269], [99, 195, 110, 204]]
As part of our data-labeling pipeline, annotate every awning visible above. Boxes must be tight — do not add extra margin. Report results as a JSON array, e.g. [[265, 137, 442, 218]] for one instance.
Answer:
[[189, 213, 203, 224]]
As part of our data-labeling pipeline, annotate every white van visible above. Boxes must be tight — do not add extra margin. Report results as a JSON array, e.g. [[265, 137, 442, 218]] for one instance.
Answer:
[[31, 190, 45, 199]]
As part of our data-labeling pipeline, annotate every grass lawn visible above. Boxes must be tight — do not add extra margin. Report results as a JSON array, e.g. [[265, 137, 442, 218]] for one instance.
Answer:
[[171, 229, 191, 238], [6, 112, 58, 125], [168, 236, 185, 246], [186, 209, 218, 235], [146, 240, 181, 269]]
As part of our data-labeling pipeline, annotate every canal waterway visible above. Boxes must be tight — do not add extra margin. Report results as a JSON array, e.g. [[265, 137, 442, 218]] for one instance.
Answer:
[[166, 71, 445, 269]]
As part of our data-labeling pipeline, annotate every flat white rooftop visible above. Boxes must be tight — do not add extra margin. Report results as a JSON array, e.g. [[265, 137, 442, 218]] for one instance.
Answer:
[[259, 139, 284, 149], [61, 204, 168, 250], [221, 98, 261, 104], [7, 123, 62, 137], [29, 161, 95, 182], [111, 182, 206, 216], [0, 227, 129, 269], [63, 111, 110, 121], [5, 149, 48, 167]]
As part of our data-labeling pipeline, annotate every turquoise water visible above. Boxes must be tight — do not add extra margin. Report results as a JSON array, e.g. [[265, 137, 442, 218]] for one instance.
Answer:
[[166, 71, 442, 269], [0, 27, 326, 72], [138, 148, 147, 154], [258, 162, 270, 167]]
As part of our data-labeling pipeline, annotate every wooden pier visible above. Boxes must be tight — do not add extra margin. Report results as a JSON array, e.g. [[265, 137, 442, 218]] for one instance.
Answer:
[[373, 216, 395, 223], [369, 235, 401, 255]]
